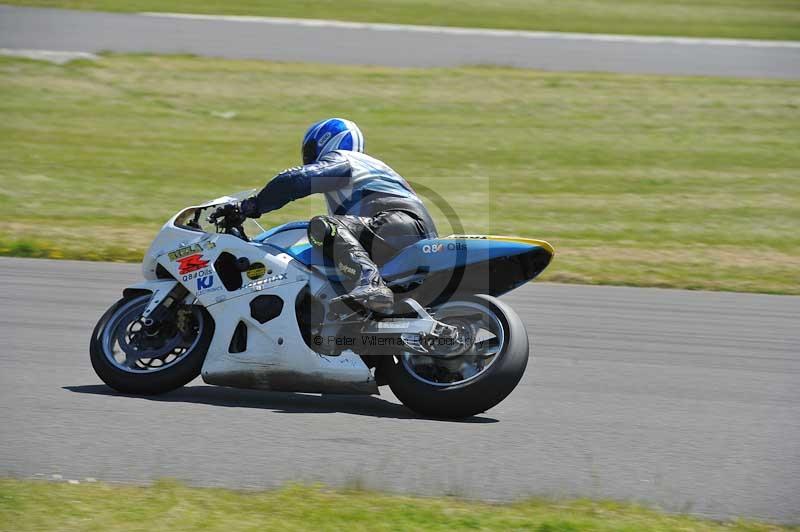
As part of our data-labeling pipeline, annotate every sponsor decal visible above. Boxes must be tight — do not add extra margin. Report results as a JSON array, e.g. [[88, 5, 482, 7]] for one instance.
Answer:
[[200, 287, 223, 295], [422, 242, 467, 254], [168, 243, 203, 261], [245, 272, 288, 291], [168, 241, 216, 261], [375, 321, 410, 329], [177, 253, 209, 275], [197, 275, 222, 295], [246, 263, 266, 280], [181, 268, 213, 283], [337, 262, 357, 277], [197, 275, 214, 291]]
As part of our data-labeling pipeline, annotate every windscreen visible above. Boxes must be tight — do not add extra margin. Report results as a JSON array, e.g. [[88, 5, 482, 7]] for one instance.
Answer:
[[173, 190, 265, 236]]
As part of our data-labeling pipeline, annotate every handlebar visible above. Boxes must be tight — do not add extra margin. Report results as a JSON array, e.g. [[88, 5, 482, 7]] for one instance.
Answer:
[[204, 203, 249, 241]]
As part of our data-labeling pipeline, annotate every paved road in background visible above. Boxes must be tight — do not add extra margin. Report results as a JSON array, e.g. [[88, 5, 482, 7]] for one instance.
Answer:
[[1, 5, 799, 78], [1, 257, 798, 521]]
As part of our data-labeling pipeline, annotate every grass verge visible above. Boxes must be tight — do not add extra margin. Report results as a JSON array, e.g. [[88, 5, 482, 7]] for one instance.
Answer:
[[0, 479, 794, 531], [0, 54, 798, 293], [6, 0, 800, 40]]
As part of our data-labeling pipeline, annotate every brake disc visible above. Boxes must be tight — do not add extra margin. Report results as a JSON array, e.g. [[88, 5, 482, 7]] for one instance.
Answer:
[[117, 317, 183, 361]]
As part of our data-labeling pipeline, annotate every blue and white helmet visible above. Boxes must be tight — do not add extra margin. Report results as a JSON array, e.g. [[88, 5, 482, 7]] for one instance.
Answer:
[[301, 118, 365, 165]]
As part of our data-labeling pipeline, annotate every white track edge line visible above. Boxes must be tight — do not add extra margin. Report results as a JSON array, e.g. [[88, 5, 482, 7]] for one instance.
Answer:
[[139, 12, 800, 49], [0, 48, 99, 62]]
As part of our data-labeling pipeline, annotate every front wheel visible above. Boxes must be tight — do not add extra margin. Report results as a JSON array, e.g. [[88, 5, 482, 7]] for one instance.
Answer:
[[384, 294, 529, 418], [90, 294, 213, 395]]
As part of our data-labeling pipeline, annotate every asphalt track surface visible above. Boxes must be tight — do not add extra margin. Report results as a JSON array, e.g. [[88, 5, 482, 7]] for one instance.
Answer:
[[1, 5, 799, 79], [1, 257, 798, 522]]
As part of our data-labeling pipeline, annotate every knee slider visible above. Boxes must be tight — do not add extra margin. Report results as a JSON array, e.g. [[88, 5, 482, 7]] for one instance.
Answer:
[[308, 216, 337, 248]]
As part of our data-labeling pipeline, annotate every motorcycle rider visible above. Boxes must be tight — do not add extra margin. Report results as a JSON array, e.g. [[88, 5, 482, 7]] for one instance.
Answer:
[[213, 118, 437, 312]]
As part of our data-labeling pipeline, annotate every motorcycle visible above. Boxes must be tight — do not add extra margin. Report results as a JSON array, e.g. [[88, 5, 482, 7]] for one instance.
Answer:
[[90, 192, 554, 418]]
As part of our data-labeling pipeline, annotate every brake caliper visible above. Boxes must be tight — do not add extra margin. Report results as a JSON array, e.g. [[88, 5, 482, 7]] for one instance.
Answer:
[[176, 307, 194, 337]]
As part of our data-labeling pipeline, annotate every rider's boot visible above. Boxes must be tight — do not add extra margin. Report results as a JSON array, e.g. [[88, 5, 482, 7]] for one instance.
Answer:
[[308, 215, 394, 313], [331, 250, 394, 313]]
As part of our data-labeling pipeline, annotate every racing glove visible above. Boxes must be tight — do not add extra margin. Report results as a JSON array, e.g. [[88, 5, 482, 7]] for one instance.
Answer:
[[239, 197, 260, 218]]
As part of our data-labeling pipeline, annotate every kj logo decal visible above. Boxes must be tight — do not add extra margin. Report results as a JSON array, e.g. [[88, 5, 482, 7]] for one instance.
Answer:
[[196, 273, 222, 295], [197, 275, 214, 291], [177, 253, 209, 275]]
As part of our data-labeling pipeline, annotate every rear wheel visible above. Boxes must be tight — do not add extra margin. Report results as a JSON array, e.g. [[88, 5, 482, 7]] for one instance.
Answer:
[[384, 294, 529, 418], [90, 295, 213, 395]]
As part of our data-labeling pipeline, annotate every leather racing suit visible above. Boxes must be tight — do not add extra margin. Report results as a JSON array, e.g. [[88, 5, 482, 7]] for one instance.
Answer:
[[241, 150, 437, 311]]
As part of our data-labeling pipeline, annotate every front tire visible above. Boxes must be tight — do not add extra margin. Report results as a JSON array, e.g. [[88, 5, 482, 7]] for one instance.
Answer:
[[384, 294, 529, 418], [90, 295, 213, 395]]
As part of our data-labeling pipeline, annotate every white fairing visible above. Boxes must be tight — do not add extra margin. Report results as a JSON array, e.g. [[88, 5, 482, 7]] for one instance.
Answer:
[[130, 197, 377, 394]]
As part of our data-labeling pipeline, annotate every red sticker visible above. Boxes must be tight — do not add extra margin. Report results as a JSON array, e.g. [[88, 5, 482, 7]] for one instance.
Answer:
[[177, 254, 209, 275]]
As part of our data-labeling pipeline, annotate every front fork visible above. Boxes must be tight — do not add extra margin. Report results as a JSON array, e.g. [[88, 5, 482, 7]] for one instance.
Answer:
[[138, 281, 189, 332]]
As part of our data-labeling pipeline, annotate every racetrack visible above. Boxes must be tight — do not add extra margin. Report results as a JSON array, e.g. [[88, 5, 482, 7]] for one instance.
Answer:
[[1, 257, 798, 522], [1, 5, 799, 79]]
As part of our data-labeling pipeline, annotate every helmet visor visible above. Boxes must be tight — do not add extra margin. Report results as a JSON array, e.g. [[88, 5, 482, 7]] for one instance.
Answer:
[[302, 140, 317, 165]]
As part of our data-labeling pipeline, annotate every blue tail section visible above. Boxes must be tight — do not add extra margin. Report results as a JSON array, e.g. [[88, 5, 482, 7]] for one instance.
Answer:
[[254, 223, 553, 296], [379, 238, 536, 279]]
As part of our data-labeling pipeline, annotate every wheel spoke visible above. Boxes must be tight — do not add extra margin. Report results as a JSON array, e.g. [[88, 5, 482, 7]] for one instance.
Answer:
[[473, 335, 500, 357]]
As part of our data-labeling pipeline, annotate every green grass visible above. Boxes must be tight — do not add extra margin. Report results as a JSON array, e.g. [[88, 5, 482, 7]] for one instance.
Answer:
[[6, 0, 800, 40], [1, 54, 799, 294], [0, 479, 794, 531]]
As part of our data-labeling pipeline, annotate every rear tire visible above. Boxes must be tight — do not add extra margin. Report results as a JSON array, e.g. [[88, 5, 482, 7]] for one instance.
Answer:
[[384, 294, 529, 418], [90, 295, 213, 395]]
